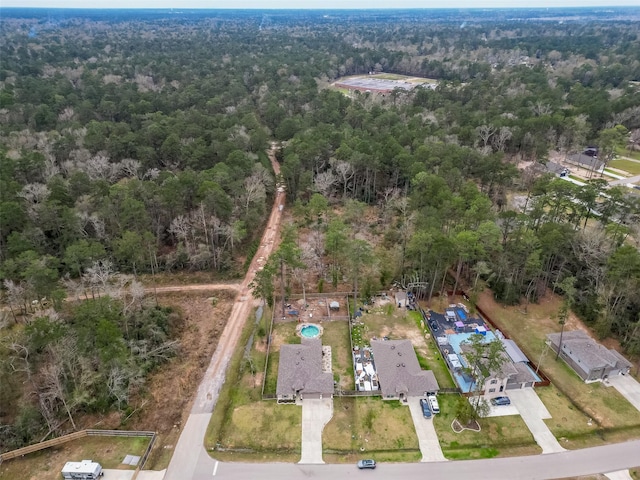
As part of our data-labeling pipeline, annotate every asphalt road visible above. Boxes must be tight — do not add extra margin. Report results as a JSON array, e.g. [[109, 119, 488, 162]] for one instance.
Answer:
[[197, 440, 640, 480]]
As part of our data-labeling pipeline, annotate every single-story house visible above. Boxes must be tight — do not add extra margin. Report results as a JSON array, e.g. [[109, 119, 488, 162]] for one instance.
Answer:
[[566, 153, 604, 173], [370, 339, 439, 401], [276, 338, 334, 402], [546, 330, 632, 383]]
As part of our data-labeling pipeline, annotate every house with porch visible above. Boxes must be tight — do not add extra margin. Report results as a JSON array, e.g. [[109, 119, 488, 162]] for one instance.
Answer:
[[276, 338, 334, 403], [370, 339, 439, 401], [546, 330, 632, 383]]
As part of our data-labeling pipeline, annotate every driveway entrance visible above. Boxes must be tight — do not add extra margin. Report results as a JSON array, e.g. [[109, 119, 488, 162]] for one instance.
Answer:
[[299, 398, 333, 464], [508, 389, 565, 454], [606, 374, 640, 411], [407, 397, 447, 462]]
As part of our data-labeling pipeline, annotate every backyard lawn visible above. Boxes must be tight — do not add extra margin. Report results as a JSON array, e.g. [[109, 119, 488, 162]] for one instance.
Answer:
[[320, 320, 353, 390]]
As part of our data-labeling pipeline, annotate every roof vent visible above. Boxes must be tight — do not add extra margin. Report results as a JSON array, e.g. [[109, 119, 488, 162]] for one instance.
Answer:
[[391, 345, 395, 350]]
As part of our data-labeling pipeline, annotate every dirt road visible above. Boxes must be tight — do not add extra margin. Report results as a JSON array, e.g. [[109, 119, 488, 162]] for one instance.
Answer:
[[151, 283, 241, 294], [163, 144, 284, 480]]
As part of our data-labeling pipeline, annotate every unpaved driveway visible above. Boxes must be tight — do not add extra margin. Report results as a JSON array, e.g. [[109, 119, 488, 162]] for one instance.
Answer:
[[299, 398, 333, 464], [407, 397, 446, 462], [508, 389, 566, 454]]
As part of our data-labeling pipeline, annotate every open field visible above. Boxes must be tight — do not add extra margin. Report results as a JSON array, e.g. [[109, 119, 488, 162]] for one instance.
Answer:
[[0, 436, 149, 480], [474, 289, 640, 446], [610, 158, 640, 175], [323, 397, 420, 463], [433, 394, 540, 460]]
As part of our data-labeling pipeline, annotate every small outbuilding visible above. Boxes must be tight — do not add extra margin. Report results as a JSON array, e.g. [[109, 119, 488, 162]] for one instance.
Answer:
[[61, 460, 103, 479], [329, 301, 339, 310]]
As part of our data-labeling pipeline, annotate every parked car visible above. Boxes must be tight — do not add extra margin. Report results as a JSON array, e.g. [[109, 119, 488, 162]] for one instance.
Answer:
[[357, 459, 376, 469], [491, 396, 511, 406], [419, 398, 432, 418], [428, 394, 440, 414]]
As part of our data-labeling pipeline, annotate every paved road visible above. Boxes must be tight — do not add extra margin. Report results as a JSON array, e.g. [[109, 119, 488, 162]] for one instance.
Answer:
[[163, 145, 285, 480], [187, 440, 640, 480]]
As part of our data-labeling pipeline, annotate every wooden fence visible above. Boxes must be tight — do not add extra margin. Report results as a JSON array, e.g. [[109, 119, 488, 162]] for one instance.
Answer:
[[0, 429, 156, 471]]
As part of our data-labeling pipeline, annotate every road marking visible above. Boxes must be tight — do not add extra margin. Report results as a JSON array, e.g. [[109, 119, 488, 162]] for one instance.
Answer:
[[213, 461, 219, 476]]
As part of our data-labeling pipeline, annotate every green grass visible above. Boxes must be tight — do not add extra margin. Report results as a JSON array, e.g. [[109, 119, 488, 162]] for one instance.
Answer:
[[432, 394, 541, 459], [616, 147, 640, 162], [320, 321, 353, 389], [408, 311, 456, 389], [0, 436, 150, 480], [610, 158, 640, 175], [323, 397, 420, 461]]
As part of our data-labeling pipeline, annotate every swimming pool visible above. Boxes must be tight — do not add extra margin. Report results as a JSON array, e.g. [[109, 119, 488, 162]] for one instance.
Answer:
[[300, 324, 320, 338]]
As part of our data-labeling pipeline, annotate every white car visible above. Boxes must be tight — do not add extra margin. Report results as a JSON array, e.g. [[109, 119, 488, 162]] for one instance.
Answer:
[[428, 394, 440, 414]]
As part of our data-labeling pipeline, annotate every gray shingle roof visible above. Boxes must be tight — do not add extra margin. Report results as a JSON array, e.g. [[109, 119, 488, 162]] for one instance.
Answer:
[[547, 330, 632, 372], [370, 339, 439, 397], [567, 153, 604, 171], [276, 338, 333, 397]]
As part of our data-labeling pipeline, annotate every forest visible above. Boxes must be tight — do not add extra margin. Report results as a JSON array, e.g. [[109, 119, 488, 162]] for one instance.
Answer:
[[1, 7, 640, 450]]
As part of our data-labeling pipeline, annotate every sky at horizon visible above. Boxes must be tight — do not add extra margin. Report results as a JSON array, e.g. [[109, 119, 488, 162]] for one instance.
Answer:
[[3, 0, 640, 10]]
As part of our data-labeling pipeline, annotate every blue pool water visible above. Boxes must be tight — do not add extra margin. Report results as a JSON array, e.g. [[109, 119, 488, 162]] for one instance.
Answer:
[[301, 325, 320, 338], [447, 331, 497, 352]]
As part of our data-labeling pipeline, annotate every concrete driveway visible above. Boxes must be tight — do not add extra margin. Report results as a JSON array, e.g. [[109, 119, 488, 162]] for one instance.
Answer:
[[299, 398, 333, 464], [508, 389, 566, 454], [407, 397, 446, 462], [606, 374, 640, 411], [103, 471, 134, 480]]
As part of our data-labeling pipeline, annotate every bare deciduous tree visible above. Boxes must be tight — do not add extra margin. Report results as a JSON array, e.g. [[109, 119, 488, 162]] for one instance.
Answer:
[[313, 170, 337, 197]]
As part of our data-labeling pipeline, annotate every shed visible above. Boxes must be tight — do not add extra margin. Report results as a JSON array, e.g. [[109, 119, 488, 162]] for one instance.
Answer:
[[61, 460, 103, 480], [329, 301, 339, 310], [475, 326, 487, 336]]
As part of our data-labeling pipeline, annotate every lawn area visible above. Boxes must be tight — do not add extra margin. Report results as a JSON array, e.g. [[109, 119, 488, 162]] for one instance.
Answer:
[[320, 320, 353, 389], [616, 147, 640, 162], [323, 397, 421, 463], [475, 290, 640, 445], [0, 436, 149, 480], [432, 394, 541, 459], [610, 158, 640, 175]]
